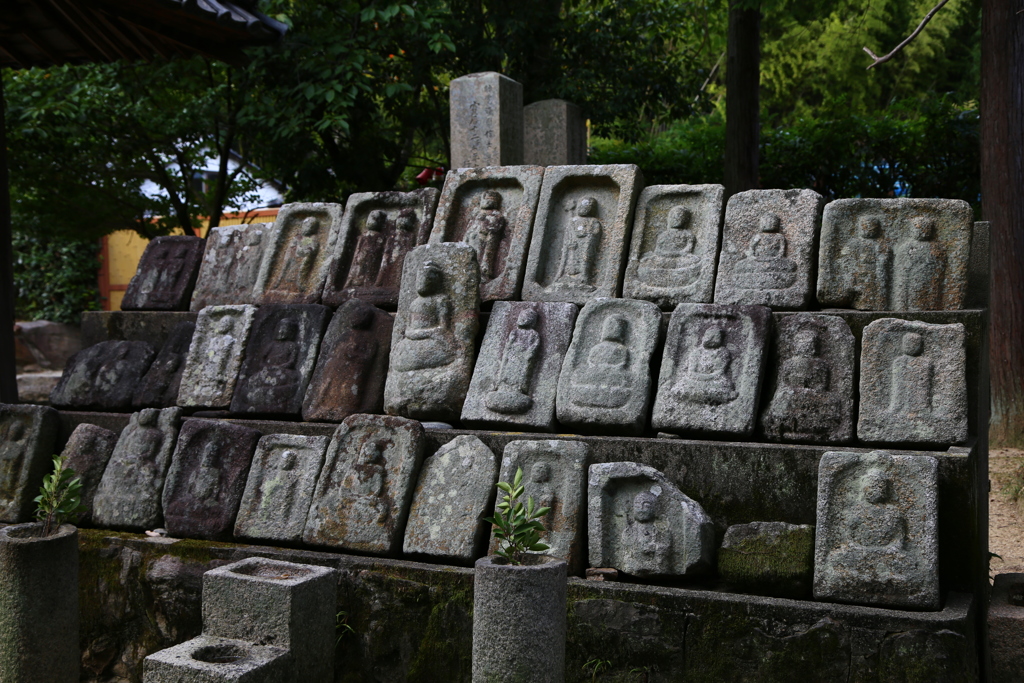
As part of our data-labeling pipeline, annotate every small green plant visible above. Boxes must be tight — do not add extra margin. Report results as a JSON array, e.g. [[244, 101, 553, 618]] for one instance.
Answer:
[[484, 467, 550, 565], [583, 658, 612, 681], [335, 611, 355, 645], [34, 455, 85, 536]]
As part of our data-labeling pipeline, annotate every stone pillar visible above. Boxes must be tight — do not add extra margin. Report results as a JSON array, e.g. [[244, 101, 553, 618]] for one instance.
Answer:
[[450, 72, 524, 168], [523, 99, 587, 166]]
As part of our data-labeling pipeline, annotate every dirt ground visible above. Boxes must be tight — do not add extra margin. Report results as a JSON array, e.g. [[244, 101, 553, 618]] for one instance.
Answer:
[[989, 448, 1024, 578]]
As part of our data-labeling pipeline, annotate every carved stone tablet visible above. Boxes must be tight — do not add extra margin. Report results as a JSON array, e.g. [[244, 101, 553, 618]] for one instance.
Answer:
[[177, 305, 257, 409], [383, 242, 480, 421], [0, 404, 59, 523], [403, 435, 498, 563], [462, 301, 578, 431], [133, 321, 196, 409], [429, 166, 544, 302], [449, 72, 524, 168], [623, 184, 724, 308], [253, 202, 344, 305], [92, 407, 181, 530], [303, 415, 425, 555], [813, 450, 939, 609], [302, 300, 394, 422], [161, 419, 262, 541], [121, 235, 204, 311], [190, 223, 270, 310], [229, 304, 330, 416], [652, 303, 771, 436], [555, 298, 661, 435], [490, 440, 589, 573], [234, 433, 330, 544], [714, 189, 824, 309], [523, 99, 587, 166], [522, 164, 643, 305], [50, 340, 156, 411], [817, 198, 973, 311], [587, 461, 714, 577], [321, 189, 439, 308], [858, 318, 968, 444], [760, 314, 855, 444], [59, 423, 118, 526]]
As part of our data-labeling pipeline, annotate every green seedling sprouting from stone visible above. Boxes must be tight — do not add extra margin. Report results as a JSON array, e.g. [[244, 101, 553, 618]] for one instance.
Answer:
[[336, 611, 355, 646], [485, 467, 551, 565], [34, 455, 85, 536]]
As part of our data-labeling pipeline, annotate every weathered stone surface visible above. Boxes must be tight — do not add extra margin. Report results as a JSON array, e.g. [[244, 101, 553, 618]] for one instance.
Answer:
[[253, 203, 344, 305], [235, 434, 330, 544], [522, 164, 644, 305], [450, 72, 524, 168], [651, 303, 771, 436], [177, 305, 257, 409], [230, 304, 330, 416], [814, 450, 939, 609], [718, 522, 815, 599], [989, 573, 1024, 683], [92, 407, 182, 530], [523, 99, 586, 166], [714, 189, 824, 309], [50, 340, 156, 410], [429, 166, 543, 302], [121, 235, 204, 311], [161, 420, 261, 540], [858, 318, 968, 444], [966, 220, 989, 308], [322, 189, 440, 308], [759, 313, 855, 444], [816, 198, 973, 311], [302, 300, 393, 422], [304, 415, 425, 555], [462, 301, 577, 431], [80, 310, 197, 348], [190, 223, 270, 311], [623, 184, 724, 308], [59, 423, 117, 525], [0, 404, 59, 523], [13, 319, 81, 369], [403, 435, 498, 562], [133, 320, 196, 409], [383, 242, 480, 421], [556, 298, 662, 435], [490, 440, 588, 574], [588, 461, 714, 577]]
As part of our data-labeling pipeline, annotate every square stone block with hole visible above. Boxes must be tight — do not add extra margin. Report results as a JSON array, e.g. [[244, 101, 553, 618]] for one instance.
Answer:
[[143, 635, 290, 683], [51, 340, 156, 410], [122, 235, 204, 311], [0, 403, 59, 523], [253, 202, 344, 305], [60, 423, 117, 525], [178, 305, 256, 409], [191, 223, 271, 311], [133, 320, 195, 409]]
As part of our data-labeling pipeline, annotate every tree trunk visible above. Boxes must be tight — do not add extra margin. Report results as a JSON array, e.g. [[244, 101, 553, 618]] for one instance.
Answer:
[[724, 1, 761, 198], [0, 78, 18, 403], [981, 0, 1024, 447]]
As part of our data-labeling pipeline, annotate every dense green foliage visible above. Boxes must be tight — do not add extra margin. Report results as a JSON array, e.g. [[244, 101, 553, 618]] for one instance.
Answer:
[[12, 231, 101, 323]]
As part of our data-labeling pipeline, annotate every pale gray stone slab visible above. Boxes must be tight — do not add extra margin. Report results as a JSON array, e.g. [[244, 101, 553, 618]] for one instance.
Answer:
[[623, 184, 724, 308], [555, 298, 663, 435], [714, 189, 824, 309], [60, 423, 117, 525], [177, 305, 257, 409], [522, 164, 644, 305], [813, 450, 939, 609], [587, 461, 714, 577], [303, 415, 424, 555], [524, 99, 587, 166], [816, 198, 973, 311], [461, 301, 578, 431], [190, 223, 270, 310], [490, 440, 589, 574], [760, 313, 855, 444], [651, 303, 771, 436], [383, 243, 480, 421], [235, 434, 330, 544], [403, 435, 498, 562], [0, 404, 59, 523], [450, 72, 524, 168], [92, 407, 182, 530], [253, 203, 345, 305], [429, 166, 544, 302], [858, 318, 968, 445]]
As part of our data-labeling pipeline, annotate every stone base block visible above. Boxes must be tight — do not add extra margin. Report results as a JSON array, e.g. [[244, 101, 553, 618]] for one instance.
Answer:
[[143, 635, 290, 683], [989, 573, 1024, 683]]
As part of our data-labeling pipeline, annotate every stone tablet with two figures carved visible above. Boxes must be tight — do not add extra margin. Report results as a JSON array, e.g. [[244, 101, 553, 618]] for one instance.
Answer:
[[858, 318, 967, 445], [321, 189, 439, 308], [0, 404, 59, 523], [122, 235, 204, 311], [816, 198, 973, 311], [177, 305, 256, 409], [714, 189, 824, 309], [623, 184, 724, 308], [253, 202, 343, 305], [190, 223, 269, 310], [522, 164, 643, 305]]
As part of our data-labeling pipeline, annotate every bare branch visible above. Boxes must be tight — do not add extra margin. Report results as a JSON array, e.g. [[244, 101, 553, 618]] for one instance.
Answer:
[[863, 0, 949, 69]]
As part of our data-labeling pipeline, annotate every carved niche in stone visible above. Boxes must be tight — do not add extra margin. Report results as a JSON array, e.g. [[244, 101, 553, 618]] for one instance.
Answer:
[[190, 223, 270, 310], [133, 321, 196, 409], [50, 340, 156, 411], [0, 404, 59, 523], [59, 423, 118, 525], [253, 203, 343, 305], [121, 235, 204, 311], [177, 305, 256, 409]]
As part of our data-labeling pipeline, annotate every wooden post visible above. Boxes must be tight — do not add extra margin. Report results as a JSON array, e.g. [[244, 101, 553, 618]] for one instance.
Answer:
[[0, 77, 18, 403], [724, 1, 761, 199]]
